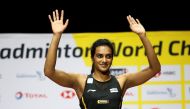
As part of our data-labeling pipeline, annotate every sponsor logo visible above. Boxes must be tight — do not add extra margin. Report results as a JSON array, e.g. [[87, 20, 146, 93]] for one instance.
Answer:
[[87, 89, 96, 93], [167, 88, 176, 97], [87, 78, 93, 84], [15, 91, 47, 100], [151, 108, 160, 109], [36, 71, 46, 80], [97, 100, 109, 104], [110, 68, 127, 76], [163, 71, 175, 75], [16, 71, 45, 81], [15, 91, 23, 100], [61, 90, 76, 99], [147, 88, 176, 97], [147, 87, 176, 97], [124, 91, 134, 96], [110, 88, 118, 93], [155, 70, 176, 78]]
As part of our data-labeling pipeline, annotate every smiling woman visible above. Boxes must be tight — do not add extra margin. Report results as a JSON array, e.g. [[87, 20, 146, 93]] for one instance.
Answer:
[[90, 39, 114, 74], [43, 9, 161, 109]]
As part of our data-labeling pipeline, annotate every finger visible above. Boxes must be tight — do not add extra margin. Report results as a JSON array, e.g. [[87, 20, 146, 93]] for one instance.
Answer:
[[130, 16, 137, 24], [53, 11, 56, 21], [56, 9, 59, 20], [126, 15, 133, 25], [126, 15, 130, 22], [136, 19, 141, 24], [64, 19, 69, 28], [126, 15, 130, 23], [48, 15, 53, 23], [60, 10, 64, 21]]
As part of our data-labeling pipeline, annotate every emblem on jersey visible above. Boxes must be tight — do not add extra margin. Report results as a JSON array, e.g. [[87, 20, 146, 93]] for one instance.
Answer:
[[110, 88, 118, 93], [97, 100, 109, 104], [87, 78, 93, 84], [87, 89, 96, 93]]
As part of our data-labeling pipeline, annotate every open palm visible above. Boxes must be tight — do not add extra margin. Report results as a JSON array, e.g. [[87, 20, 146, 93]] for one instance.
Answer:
[[126, 15, 145, 35], [48, 10, 69, 34]]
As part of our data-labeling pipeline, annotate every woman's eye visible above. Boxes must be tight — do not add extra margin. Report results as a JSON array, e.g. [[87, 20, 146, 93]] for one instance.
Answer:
[[106, 55, 112, 59], [97, 54, 103, 58]]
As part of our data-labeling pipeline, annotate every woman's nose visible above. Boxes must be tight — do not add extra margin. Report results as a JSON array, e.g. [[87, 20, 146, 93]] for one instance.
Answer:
[[102, 57, 107, 62]]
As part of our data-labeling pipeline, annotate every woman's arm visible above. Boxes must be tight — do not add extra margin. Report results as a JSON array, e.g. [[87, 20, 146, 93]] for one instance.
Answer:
[[44, 9, 79, 88], [124, 15, 161, 89]]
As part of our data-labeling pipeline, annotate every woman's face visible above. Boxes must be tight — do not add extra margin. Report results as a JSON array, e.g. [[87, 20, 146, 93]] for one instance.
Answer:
[[93, 45, 113, 74]]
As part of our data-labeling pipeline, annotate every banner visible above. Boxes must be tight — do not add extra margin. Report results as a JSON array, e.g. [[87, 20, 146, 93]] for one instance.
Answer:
[[0, 31, 190, 109]]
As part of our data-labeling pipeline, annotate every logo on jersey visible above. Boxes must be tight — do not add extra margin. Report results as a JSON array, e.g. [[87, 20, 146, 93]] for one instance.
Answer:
[[87, 78, 93, 84], [87, 89, 96, 93], [110, 88, 118, 93], [97, 100, 109, 104]]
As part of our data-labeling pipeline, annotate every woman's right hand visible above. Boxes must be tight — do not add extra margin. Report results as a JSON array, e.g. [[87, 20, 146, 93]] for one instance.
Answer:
[[48, 9, 69, 34]]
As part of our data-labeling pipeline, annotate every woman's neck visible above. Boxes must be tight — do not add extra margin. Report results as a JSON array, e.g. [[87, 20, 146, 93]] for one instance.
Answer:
[[93, 71, 111, 82]]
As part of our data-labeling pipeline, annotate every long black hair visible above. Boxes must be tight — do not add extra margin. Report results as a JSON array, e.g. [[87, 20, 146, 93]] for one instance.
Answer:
[[90, 39, 114, 74]]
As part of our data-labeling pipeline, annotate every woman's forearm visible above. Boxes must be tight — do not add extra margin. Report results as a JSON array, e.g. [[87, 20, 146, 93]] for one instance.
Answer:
[[139, 33, 161, 73], [44, 33, 62, 76]]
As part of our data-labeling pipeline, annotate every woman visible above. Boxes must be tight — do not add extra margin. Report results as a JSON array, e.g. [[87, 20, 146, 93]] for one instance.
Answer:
[[44, 9, 161, 109]]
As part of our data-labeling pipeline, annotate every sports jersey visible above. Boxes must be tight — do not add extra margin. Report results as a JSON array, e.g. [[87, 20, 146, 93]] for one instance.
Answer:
[[79, 74, 123, 109]]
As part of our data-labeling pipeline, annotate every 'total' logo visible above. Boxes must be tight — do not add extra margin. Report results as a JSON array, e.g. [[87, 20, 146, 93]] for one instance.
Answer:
[[15, 91, 23, 100]]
